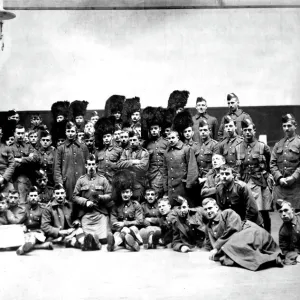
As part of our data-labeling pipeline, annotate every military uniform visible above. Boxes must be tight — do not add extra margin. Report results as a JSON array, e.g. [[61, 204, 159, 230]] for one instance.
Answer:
[[162, 141, 198, 206], [201, 169, 221, 199], [192, 112, 218, 142], [0, 143, 15, 193], [194, 138, 218, 178], [218, 109, 252, 141], [146, 137, 169, 197], [25, 203, 43, 230], [38, 186, 54, 206], [38, 146, 56, 187], [215, 135, 243, 168], [141, 202, 159, 226], [8, 204, 27, 224], [73, 173, 113, 240], [95, 145, 123, 183], [270, 135, 300, 210], [117, 146, 149, 200], [54, 139, 89, 200]]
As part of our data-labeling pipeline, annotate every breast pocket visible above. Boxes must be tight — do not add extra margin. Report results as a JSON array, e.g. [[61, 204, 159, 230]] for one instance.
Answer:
[[203, 150, 213, 162], [95, 185, 104, 195], [289, 146, 300, 162]]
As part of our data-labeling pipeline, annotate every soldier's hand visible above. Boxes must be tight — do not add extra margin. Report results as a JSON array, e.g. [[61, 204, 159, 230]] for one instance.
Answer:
[[181, 246, 191, 253], [0, 177, 4, 185], [279, 178, 288, 187], [209, 248, 218, 260], [114, 222, 124, 228], [198, 178, 207, 184], [131, 159, 140, 165], [86, 200, 94, 207], [72, 220, 81, 228], [144, 220, 151, 227], [296, 256, 300, 263], [285, 176, 295, 186], [58, 229, 69, 236]]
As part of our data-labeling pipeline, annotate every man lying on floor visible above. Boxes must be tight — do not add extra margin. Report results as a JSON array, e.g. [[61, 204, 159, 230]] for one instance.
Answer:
[[202, 198, 283, 271]]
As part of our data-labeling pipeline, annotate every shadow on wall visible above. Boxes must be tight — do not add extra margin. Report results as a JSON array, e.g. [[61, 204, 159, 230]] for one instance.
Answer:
[[0, 105, 299, 147]]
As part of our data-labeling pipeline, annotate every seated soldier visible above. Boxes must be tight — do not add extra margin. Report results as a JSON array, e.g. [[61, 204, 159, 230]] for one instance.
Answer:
[[216, 164, 263, 226], [172, 196, 206, 253], [16, 187, 53, 255], [7, 190, 26, 224], [107, 170, 144, 252], [0, 194, 22, 225], [203, 198, 283, 271], [201, 154, 226, 199], [41, 184, 99, 251], [139, 187, 161, 249], [35, 169, 53, 206], [73, 154, 113, 248], [278, 200, 300, 265]]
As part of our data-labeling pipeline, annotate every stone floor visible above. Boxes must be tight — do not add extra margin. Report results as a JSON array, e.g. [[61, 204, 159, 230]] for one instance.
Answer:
[[1, 212, 299, 300]]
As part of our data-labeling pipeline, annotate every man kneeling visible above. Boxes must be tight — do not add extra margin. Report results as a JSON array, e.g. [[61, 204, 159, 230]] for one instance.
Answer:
[[203, 198, 283, 271]]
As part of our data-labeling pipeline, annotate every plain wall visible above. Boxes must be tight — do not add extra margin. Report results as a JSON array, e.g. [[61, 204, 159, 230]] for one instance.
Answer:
[[0, 8, 300, 111]]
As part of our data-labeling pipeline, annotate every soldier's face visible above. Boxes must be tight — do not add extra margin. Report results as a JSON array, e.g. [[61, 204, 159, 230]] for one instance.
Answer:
[[8, 114, 20, 123], [203, 201, 219, 220], [54, 189, 66, 203], [282, 121, 297, 138], [90, 115, 99, 125], [66, 126, 77, 141], [31, 116, 41, 126], [176, 107, 184, 114], [164, 128, 171, 137], [150, 125, 161, 137], [84, 138, 94, 148], [242, 125, 255, 141], [56, 115, 64, 122], [8, 193, 19, 207], [114, 130, 121, 142], [180, 201, 189, 217], [227, 98, 239, 112], [220, 168, 234, 185], [121, 132, 129, 145], [212, 155, 225, 169], [14, 128, 25, 142], [77, 132, 85, 143], [86, 160, 97, 175], [224, 121, 236, 136], [129, 136, 140, 148], [29, 133, 38, 145], [103, 133, 113, 145], [131, 112, 140, 123], [121, 189, 132, 202], [158, 200, 171, 216], [196, 101, 207, 114], [168, 132, 179, 146], [183, 127, 194, 140], [37, 176, 48, 188], [279, 203, 294, 223], [0, 199, 8, 212], [40, 135, 52, 149], [84, 122, 95, 135], [145, 190, 157, 204], [57, 138, 65, 146], [199, 125, 210, 139], [28, 192, 40, 206], [6, 136, 15, 146], [113, 112, 121, 120], [75, 116, 84, 124]]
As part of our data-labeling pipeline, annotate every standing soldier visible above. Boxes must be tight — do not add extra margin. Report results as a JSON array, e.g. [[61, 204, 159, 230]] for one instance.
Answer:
[[192, 97, 218, 142], [54, 121, 89, 200], [84, 132, 96, 155], [142, 107, 168, 198], [69, 100, 89, 130], [218, 93, 252, 141], [7, 109, 20, 124], [122, 97, 141, 136], [94, 117, 123, 184], [167, 90, 189, 115], [162, 131, 198, 206], [270, 114, 300, 212], [104, 95, 125, 130], [215, 116, 243, 168], [51, 101, 70, 124], [235, 119, 273, 232]]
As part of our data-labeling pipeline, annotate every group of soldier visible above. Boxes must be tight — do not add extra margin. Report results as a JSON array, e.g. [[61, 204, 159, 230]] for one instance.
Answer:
[[0, 90, 299, 271]]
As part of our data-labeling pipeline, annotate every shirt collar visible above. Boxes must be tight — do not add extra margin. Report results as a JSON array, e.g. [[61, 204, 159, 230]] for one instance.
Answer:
[[66, 139, 80, 147], [51, 199, 69, 207], [195, 112, 208, 120], [229, 108, 243, 117]]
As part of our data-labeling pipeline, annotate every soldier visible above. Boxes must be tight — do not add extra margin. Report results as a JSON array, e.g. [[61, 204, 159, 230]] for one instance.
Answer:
[[122, 97, 141, 136], [84, 121, 95, 136], [7, 189, 26, 224], [195, 119, 218, 184], [77, 129, 85, 144], [192, 97, 218, 142], [10, 125, 39, 204], [172, 196, 206, 253], [73, 154, 113, 246], [107, 170, 144, 252], [27, 130, 39, 150], [216, 164, 263, 226], [117, 130, 149, 201], [94, 117, 123, 184], [218, 93, 252, 141], [29, 113, 46, 131], [51, 101, 70, 124], [142, 107, 168, 198], [37, 130, 56, 187], [51, 119, 67, 148], [277, 200, 300, 265], [104, 95, 125, 130], [16, 187, 53, 255], [120, 130, 130, 150], [236, 119, 273, 232], [270, 114, 300, 212], [70, 100, 89, 130], [113, 128, 122, 147], [201, 154, 226, 199], [84, 132, 96, 155], [0, 194, 18, 225], [90, 111, 100, 125], [35, 169, 54, 206], [0, 125, 15, 194], [54, 121, 89, 200], [215, 116, 243, 168], [162, 131, 198, 206], [7, 109, 20, 124], [167, 90, 189, 115]]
